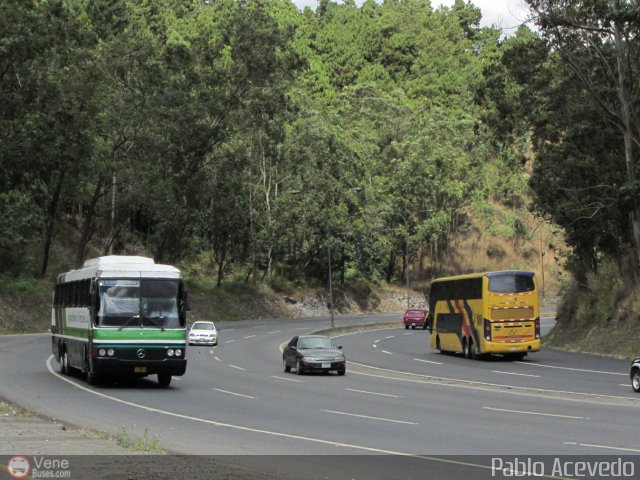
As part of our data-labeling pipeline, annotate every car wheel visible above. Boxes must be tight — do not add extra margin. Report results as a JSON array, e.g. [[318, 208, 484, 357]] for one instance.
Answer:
[[296, 359, 303, 375], [337, 369, 346, 376], [283, 358, 291, 373], [632, 370, 640, 392], [422, 323, 428, 330], [158, 374, 172, 387], [404, 325, 409, 330]]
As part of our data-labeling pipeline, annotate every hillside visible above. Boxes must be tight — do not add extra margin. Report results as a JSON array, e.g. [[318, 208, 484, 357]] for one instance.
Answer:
[[0, 201, 565, 334]]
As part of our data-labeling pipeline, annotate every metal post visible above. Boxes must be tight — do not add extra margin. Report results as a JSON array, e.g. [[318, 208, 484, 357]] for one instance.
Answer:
[[540, 231, 546, 299], [405, 238, 410, 310], [328, 242, 334, 328]]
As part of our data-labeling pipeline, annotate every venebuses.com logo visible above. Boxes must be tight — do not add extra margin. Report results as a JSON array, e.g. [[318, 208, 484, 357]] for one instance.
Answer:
[[6, 456, 30, 479], [5, 456, 72, 479]]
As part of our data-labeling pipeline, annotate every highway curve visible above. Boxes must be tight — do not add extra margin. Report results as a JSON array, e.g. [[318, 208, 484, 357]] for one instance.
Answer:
[[1, 313, 639, 480]]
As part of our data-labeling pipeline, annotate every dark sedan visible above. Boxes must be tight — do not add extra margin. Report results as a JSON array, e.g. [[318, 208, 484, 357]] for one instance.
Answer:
[[283, 335, 346, 376]]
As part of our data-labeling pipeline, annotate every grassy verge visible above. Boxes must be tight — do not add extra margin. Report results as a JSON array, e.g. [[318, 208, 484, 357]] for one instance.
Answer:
[[544, 255, 640, 360]]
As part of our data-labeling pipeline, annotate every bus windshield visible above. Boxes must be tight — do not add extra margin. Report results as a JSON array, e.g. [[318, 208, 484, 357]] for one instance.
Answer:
[[488, 273, 535, 294], [97, 279, 182, 328]]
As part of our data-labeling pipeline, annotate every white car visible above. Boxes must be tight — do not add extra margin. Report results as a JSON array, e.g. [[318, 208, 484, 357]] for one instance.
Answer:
[[188, 321, 218, 346]]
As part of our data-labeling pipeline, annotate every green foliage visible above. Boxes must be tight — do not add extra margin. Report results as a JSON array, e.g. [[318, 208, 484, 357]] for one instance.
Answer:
[[1, 0, 538, 291]]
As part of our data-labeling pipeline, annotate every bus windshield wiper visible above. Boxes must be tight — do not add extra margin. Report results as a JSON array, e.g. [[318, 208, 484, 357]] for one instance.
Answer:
[[117, 314, 141, 331], [142, 315, 165, 331]]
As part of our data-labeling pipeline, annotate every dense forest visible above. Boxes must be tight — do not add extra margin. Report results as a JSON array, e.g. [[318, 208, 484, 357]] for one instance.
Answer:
[[1, 0, 639, 324]]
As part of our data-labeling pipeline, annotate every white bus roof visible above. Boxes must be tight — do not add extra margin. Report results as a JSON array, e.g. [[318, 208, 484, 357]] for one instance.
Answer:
[[57, 256, 182, 283]]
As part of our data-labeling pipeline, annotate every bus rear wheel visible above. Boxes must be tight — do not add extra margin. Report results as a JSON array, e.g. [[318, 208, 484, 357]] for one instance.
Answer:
[[469, 341, 478, 360], [463, 338, 471, 359], [158, 374, 172, 387]]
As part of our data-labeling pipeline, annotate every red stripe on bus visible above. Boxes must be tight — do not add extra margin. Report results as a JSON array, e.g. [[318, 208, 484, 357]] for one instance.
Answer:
[[454, 299, 472, 338]]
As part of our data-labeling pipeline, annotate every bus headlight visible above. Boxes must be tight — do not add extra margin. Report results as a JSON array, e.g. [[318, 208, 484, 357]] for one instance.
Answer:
[[98, 348, 107, 356], [107, 349, 115, 357], [167, 349, 175, 357], [175, 349, 182, 357]]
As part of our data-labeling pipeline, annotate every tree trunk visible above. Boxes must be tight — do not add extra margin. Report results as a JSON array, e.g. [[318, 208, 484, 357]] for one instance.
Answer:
[[612, 12, 640, 263], [76, 177, 106, 267], [41, 170, 65, 277]]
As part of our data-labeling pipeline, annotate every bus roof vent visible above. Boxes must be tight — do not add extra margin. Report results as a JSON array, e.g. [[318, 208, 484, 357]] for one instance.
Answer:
[[82, 256, 156, 268]]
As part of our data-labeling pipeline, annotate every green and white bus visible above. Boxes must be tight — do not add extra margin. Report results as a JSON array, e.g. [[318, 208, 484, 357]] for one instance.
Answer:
[[51, 256, 188, 387]]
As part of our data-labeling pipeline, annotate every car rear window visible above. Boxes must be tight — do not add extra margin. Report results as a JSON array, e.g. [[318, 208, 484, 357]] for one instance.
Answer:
[[488, 273, 535, 293]]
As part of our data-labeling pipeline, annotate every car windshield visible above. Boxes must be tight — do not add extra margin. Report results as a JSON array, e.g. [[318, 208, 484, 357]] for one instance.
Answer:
[[298, 337, 334, 349], [97, 279, 183, 328], [406, 310, 424, 315], [192, 323, 215, 330]]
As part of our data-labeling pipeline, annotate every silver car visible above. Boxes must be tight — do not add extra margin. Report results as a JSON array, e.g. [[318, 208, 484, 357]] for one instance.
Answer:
[[188, 321, 218, 346]]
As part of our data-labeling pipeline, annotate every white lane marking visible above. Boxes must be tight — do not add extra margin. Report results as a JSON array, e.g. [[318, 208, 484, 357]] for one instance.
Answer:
[[228, 364, 246, 371], [243, 335, 256, 339], [345, 361, 640, 407], [271, 375, 302, 383], [565, 442, 640, 453], [214, 356, 221, 362], [402, 333, 413, 336], [225, 339, 236, 344], [515, 361, 626, 376], [346, 388, 401, 398], [381, 350, 393, 355], [321, 410, 418, 425], [268, 331, 281, 334], [372, 344, 377, 349], [385, 336, 395, 339], [214, 388, 255, 399], [483, 407, 588, 420], [492, 370, 541, 378], [374, 339, 381, 343], [43, 356, 565, 478], [414, 358, 443, 365]]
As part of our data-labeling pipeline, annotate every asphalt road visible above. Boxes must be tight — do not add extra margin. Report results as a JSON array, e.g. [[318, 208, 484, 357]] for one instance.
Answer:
[[1, 313, 639, 480]]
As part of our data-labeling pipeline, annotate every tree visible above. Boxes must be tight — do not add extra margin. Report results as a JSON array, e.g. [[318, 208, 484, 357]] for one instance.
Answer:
[[527, 0, 640, 263]]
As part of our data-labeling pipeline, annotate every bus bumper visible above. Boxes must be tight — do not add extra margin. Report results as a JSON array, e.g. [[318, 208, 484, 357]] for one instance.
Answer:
[[484, 340, 541, 354], [92, 358, 187, 376]]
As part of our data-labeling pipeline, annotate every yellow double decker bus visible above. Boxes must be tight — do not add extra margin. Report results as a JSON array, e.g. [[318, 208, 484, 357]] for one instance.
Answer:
[[427, 271, 540, 360]]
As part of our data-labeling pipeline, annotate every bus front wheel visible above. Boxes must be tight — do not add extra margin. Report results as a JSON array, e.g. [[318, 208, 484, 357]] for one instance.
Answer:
[[60, 349, 69, 375], [84, 353, 97, 385], [158, 374, 172, 387]]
